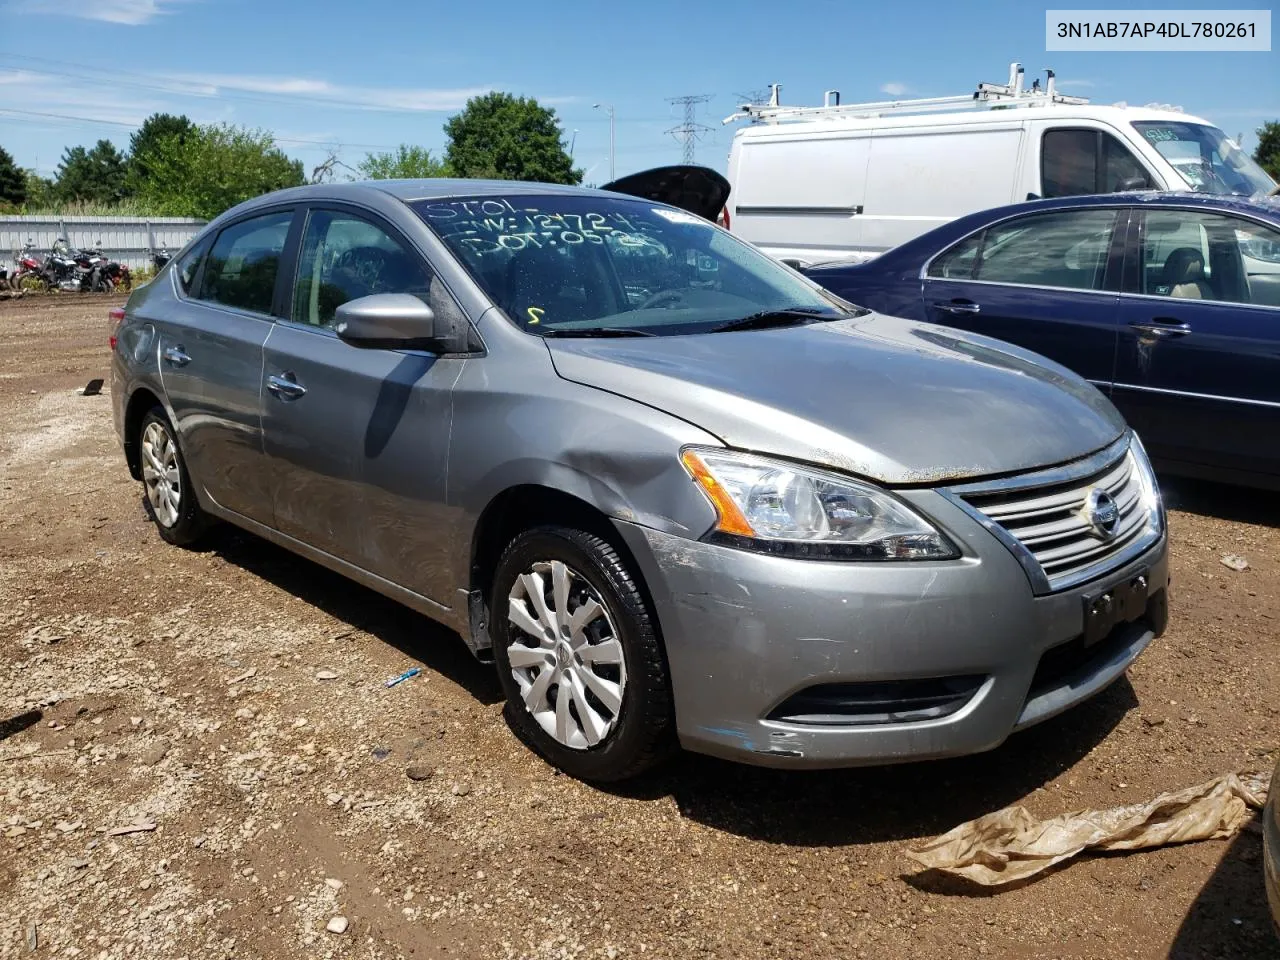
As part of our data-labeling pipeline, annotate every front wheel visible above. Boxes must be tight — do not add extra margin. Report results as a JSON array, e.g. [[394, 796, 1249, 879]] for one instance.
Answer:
[[138, 408, 212, 546], [491, 526, 674, 782]]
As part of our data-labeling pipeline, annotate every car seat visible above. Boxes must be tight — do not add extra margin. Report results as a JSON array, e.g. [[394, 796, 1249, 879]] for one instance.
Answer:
[[1162, 247, 1213, 300]]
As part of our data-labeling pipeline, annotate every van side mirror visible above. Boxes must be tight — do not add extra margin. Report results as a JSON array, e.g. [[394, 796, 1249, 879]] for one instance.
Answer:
[[335, 293, 438, 350], [1116, 176, 1151, 191]]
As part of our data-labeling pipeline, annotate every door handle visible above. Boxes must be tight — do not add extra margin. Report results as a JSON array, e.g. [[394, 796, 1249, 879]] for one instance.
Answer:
[[1129, 319, 1191, 339], [931, 300, 981, 315], [266, 373, 307, 400], [161, 345, 191, 367]]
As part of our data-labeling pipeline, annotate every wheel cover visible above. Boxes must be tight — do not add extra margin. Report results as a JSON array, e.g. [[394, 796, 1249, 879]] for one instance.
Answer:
[[141, 421, 181, 528], [506, 559, 627, 750]]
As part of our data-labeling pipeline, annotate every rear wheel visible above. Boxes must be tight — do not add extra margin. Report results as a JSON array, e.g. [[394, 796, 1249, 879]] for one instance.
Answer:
[[491, 526, 674, 782], [138, 408, 211, 546]]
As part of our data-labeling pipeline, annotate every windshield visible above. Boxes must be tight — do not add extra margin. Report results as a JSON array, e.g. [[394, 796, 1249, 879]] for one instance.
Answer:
[[413, 195, 854, 336], [1132, 121, 1276, 196]]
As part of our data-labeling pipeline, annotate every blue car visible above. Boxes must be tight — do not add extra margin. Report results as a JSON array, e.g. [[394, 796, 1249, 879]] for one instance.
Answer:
[[802, 193, 1280, 490]]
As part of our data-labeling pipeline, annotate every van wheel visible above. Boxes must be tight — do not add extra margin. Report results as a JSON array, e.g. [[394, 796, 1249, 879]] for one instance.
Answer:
[[491, 526, 674, 782], [138, 408, 211, 546]]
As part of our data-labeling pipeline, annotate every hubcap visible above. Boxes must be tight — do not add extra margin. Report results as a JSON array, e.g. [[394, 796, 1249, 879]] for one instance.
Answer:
[[506, 560, 626, 750], [141, 421, 181, 528]]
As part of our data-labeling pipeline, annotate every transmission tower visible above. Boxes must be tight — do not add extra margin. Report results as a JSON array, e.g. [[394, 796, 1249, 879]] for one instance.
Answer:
[[665, 94, 714, 163]]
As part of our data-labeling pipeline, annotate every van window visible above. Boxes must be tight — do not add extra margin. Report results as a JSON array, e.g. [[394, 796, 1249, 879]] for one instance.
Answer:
[[931, 210, 1118, 290], [1042, 130, 1151, 197], [1042, 130, 1097, 198], [1132, 121, 1275, 196]]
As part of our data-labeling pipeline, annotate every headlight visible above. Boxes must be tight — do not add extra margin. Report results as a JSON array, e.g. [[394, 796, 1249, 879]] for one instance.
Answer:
[[1129, 432, 1164, 533], [681, 447, 959, 561]]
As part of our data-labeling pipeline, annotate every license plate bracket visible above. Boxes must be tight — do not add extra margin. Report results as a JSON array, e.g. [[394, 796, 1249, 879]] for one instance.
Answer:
[[1082, 570, 1150, 647]]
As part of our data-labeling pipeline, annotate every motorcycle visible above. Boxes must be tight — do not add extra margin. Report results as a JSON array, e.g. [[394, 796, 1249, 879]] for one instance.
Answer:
[[75, 242, 131, 292], [150, 246, 172, 271], [8, 240, 46, 291]]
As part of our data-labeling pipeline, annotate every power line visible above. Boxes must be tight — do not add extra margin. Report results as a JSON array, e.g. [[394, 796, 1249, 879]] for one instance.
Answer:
[[0, 108, 397, 150], [665, 94, 714, 164]]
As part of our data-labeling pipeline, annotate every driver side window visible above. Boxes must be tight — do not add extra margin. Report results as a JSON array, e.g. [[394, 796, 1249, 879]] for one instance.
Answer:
[[292, 210, 432, 329]]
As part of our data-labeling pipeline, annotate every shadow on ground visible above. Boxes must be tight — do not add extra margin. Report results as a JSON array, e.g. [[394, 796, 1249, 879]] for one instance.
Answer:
[[1168, 822, 1278, 959], [614, 677, 1139, 847], [1160, 474, 1280, 528], [0, 710, 43, 743], [210, 527, 502, 706], [209, 520, 1140, 848]]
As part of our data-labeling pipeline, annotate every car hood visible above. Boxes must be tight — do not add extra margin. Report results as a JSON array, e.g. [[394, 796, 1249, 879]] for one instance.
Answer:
[[601, 165, 731, 222], [546, 313, 1126, 485]]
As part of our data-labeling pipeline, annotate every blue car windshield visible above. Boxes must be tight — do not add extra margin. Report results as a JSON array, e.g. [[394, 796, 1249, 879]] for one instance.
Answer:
[[413, 195, 854, 336], [1133, 121, 1276, 197]]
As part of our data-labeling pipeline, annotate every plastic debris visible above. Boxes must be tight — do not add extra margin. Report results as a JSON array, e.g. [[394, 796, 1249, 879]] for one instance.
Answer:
[[905, 770, 1269, 887], [1220, 554, 1249, 572], [384, 667, 421, 688], [79, 378, 103, 397]]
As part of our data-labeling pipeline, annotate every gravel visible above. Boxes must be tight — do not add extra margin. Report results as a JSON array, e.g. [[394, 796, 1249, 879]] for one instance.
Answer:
[[1, 296, 1277, 959]]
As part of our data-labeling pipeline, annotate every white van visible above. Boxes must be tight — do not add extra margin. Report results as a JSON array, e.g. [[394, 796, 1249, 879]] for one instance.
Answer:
[[725, 64, 1277, 266]]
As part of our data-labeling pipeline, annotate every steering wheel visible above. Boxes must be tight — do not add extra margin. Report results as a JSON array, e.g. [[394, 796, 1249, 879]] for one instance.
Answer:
[[637, 289, 686, 310]]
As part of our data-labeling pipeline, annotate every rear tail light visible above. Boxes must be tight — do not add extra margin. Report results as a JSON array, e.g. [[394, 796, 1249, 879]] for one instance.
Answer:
[[109, 307, 125, 350], [719, 207, 730, 230]]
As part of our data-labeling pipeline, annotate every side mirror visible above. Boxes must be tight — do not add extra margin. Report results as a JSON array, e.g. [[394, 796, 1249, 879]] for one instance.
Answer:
[[1116, 176, 1151, 191], [335, 293, 438, 350]]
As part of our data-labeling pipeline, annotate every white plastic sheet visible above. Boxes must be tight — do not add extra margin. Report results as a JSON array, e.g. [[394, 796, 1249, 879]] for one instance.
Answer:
[[905, 771, 1269, 886]]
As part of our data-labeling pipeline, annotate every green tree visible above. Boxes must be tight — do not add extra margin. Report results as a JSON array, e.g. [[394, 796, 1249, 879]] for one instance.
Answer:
[[55, 139, 129, 204], [0, 146, 25, 207], [1254, 121, 1280, 182], [444, 93, 581, 184], [128, 112, 194, 193], [358, 144, 449, 180], [135, 123, 305, 219], [23, 169, 54, 209]]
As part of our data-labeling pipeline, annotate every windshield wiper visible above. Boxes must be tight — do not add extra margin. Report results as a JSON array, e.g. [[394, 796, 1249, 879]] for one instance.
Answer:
[[539, 326, 659, 338], [708, 307, 845, 334]]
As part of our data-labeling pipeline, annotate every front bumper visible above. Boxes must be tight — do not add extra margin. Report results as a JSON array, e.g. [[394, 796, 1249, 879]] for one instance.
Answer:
[[614, 490, 1168, 769]]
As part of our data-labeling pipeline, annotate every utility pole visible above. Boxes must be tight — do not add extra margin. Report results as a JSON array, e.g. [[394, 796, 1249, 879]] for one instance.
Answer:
[[666, 94, 713, 164], [592, 103, 615, 180]]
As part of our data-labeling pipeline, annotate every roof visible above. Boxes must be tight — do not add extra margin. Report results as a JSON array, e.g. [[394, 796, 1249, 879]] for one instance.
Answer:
[[733, 103, 1211, 140], [802, 191, 1280, 272], [986, 191, 1280, 218]]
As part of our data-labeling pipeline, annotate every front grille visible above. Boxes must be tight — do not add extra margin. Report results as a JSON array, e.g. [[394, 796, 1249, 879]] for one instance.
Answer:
[[948, 437, 1161, 593]]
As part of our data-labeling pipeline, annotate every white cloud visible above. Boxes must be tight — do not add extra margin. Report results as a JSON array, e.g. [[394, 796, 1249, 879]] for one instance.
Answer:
[[151, 72, 498, 112], [14, 0, 183, 24], [880, 82, 909, 97]]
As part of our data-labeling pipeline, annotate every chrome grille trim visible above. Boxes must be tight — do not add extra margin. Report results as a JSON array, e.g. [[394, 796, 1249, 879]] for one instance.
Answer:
[[940, 432, 1163, 594]]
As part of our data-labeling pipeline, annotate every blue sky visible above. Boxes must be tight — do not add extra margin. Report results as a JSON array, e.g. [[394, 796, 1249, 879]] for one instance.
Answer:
[[2, 0, 1276, 185]]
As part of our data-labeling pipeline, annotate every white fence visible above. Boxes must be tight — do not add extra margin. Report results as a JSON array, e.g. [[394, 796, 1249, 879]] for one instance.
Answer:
[[0, 215, 207, 271]]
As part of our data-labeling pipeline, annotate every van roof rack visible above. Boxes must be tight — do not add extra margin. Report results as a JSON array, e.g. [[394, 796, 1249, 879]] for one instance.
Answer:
[[723, 62, 1090, 125]]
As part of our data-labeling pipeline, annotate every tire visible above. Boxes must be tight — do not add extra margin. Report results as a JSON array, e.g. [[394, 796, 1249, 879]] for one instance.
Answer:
[[491, 526, 674, 782], [138, 407, 212, 546]]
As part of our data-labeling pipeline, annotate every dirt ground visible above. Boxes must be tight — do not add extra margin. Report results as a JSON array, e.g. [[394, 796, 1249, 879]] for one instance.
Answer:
[[1, 294, 1278, 960]]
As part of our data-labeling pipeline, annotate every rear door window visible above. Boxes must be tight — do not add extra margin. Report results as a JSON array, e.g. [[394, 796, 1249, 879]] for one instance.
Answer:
[[198, 211, 293, 315], [932, 210, 1119, 290]]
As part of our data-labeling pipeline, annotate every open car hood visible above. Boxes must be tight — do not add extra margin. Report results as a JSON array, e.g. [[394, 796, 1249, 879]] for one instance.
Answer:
[[601, 165, 731, 222]]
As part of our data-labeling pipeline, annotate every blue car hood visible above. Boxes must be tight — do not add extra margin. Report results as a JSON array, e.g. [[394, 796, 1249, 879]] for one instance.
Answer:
[[546, 313, 1126, 484]]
